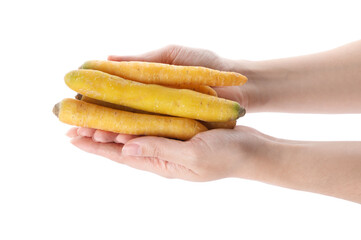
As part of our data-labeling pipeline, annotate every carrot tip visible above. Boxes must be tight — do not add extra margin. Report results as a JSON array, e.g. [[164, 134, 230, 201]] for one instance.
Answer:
[[75, 93, 83, 100], [53, 103, 60, 117], [239, 107, 246, 117]]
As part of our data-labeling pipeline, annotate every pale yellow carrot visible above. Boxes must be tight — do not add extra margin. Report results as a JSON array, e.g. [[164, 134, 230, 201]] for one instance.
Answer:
[[165, 84, 217, 96], [78, 94, 238, 131], [80, 60, 247, 87], [53, 98, 207, 140], [78, 94, 237, 130], [65, 69, 245, 122]]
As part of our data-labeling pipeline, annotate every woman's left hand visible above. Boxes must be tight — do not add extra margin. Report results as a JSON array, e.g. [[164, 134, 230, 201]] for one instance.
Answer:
[[67, 126, 275, 181]]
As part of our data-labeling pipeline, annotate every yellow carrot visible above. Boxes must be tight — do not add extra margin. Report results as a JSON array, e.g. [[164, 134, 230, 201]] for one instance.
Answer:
[[165, 84, 217, 96], [53, 98, 207, 140], [65, 69, 245, 122], [80, 60, 247, 87], [76, 94, 151, 114], [78, 94, 237, 130]]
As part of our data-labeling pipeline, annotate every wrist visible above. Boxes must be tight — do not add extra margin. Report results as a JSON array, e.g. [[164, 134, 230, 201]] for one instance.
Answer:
[[226, 59, 270, 113], [230, 127, 293, 182], [249, 138, 314, 192], [241, 136, 299, 185]]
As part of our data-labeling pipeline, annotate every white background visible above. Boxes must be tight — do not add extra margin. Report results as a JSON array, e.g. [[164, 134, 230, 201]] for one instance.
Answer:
[[1, 0, 360, 239]]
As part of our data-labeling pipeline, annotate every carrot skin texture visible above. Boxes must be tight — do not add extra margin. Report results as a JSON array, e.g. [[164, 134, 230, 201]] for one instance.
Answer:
[[80, 60, 248, 87], [165, 84, 217, 96], [54, 98, 207, 140], [65, 69, 244, 122], [79, 94, 237, 130]]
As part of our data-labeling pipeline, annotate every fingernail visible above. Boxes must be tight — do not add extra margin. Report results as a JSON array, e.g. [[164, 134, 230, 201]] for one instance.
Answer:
[[122, 144, 141, 156], [108, 55, 119, 60], [66, 128, 79, 138]]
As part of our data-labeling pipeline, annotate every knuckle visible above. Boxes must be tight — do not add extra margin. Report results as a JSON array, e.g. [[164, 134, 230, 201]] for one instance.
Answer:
[[162, 45, 183, 63], [147, 144, 163, 160], [164, 44, 181, 52], [92, 130, 103, 142]]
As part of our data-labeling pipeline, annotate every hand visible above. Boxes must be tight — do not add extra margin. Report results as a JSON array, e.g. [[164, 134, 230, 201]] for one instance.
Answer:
[[108, 45, 256, 111], [65, 42, 361, 203], [66, 45, 265, 181], [67, 125, 361, 203], [67, 126, 275, 181]]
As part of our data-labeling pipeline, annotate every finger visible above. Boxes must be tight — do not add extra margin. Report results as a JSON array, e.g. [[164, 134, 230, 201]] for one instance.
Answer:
[[108, 49, 164, 63], [107, 55, 156, 62], [77, 127, 96, 138], [70, 136, 123, 162], [122, 156, 196, 180], [108, 45, 180, 64], [108, 53, 164, 63], [66, 127, 79, 138], [70, 136, 189, 179], [75, 128, 137, 143], [108, 55, 143, 61], [121, 136, 194, 167], [213, 86, 245, 104], [92, 129, 119, 143], [114, 134, 139, 144]]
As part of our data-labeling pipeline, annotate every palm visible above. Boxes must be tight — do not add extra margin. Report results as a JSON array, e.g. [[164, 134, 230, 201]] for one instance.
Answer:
[[68, 126, 266, 181]]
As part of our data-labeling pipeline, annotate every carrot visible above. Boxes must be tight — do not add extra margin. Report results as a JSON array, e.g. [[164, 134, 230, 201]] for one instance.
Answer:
[[201, 120, 237, 130], [65, 69, 245, 122], [75, 94, 151, 114], [77, 94, 237, 130], [53, 98, 207, 140], [80, 60, 248, 87], [165, 84, 217, 96]]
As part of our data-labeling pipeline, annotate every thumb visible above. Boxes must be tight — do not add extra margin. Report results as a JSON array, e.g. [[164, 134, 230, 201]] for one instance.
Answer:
[[122, 136, 193, 167], [108, 45, 180, 64]]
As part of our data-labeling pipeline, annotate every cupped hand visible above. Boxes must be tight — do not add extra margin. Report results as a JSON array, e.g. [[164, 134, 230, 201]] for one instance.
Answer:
[[66, 46, 263, 180], [67, 126, 274, 181], [108, 45, 254, 111]]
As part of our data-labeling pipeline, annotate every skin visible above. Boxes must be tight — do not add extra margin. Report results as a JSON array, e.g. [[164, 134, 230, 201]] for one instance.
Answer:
[[67, 41, 361, 204]]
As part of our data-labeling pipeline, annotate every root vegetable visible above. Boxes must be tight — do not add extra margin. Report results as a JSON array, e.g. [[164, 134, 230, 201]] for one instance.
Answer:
[[65, 69, 245, 122], [53, 98, 207, 140], [80, 60, 247, 87]]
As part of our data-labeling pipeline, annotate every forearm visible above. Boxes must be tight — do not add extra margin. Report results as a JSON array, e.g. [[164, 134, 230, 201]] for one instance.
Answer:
[[240, 40, 361, 113], [255, 140, 361, 203]]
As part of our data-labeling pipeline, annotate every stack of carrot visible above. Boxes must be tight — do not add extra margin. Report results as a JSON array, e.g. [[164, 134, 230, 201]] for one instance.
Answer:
[[53, 60, 247, 140]]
